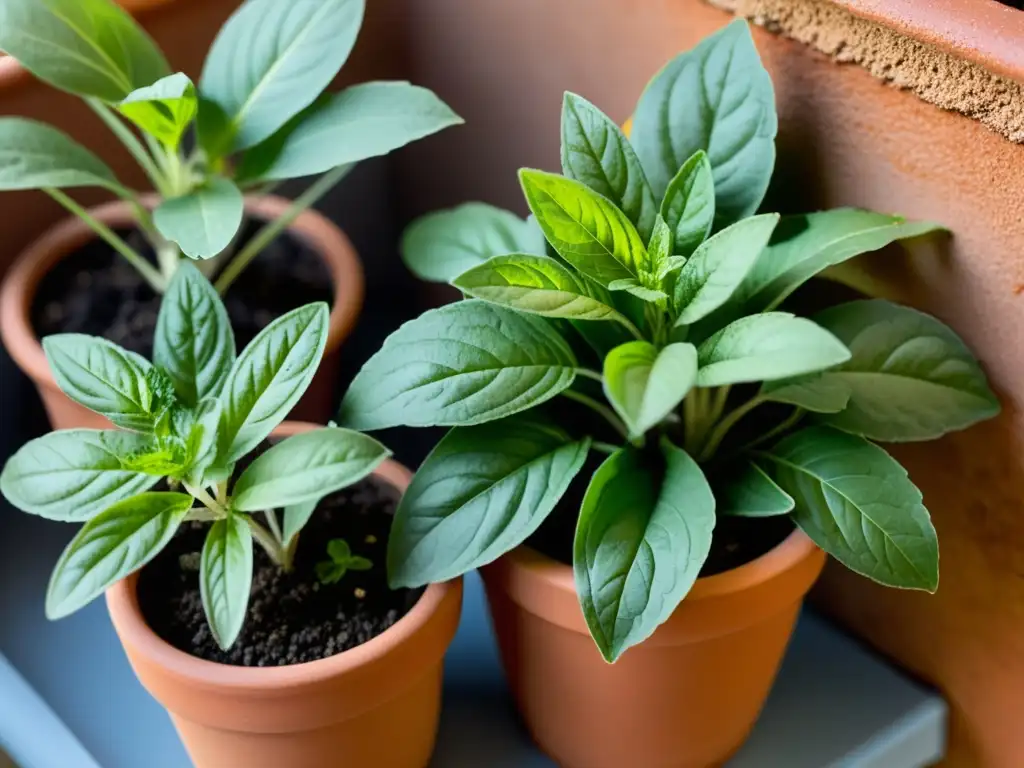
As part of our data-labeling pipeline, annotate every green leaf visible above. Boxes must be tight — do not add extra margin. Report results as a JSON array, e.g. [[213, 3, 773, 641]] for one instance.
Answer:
[[661, 150, 714, 258], [0, 430, 159, 521], [0, 118, 120, 193], [219, 303, 330, 462], [117, 73, 197, 149], [520, 169, 648, 285], [327, 538, 352, 562], [196, 97, 235, 160], [388, 417, 590, 587], [339, 301, 578, 430], [238, 81, 461, 181], [402, 203, 543, 283], [761, 426, 938, 591], [282, 499, 318, 546], [575, 442, 715, 662], [696, 312, 850, 387], [453, 253, 628, 323], [631, 19, 776, 225], [647, 215, 672, 269], [673, 213, 779, 326], [183, 397, 224, 486], [560, 92, 657, 241], [717, 461, 794, 517], [607, 278, 668, 303], [233, 427, 390, 512], [0, 0, 168, 101], [42, 335, 157, 431], [154, 263, 235, 406], [806, 300, 1000, 441], [761, 373, 852, 414], [200, 0, 365, 150], [153, 177, 244, 259], [604, 341, 697, 437], [200, 514, 253, 650], [46, 492, 192, 619]]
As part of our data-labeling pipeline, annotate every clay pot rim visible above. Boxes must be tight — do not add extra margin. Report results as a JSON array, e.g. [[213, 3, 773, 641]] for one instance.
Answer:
[[0, 195, 364, 390], [508, 525, 818, 602], [106, 444, 456, 693]]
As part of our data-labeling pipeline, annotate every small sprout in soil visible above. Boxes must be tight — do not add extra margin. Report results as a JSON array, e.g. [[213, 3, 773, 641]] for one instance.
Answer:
[[0, 266, 392, 652], [316, 539, 374, 586]]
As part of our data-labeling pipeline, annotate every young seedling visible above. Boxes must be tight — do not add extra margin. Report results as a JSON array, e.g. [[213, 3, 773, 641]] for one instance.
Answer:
[[341, 19, 1000, 662], [0, 0, 460, 293], [316, 539, 373, 585], [0, 265, 390, 650]]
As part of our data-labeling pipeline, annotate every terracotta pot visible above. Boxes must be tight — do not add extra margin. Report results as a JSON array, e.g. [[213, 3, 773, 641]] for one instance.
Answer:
[[106, 423, 464, 768], [480, 530, 825, 768], [0, 196, 363, 430]]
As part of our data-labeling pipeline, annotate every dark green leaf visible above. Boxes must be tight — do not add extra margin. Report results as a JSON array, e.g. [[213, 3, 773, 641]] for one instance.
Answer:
[[575, 441, 715, 661], [631, 19, 776, 225], [200, 514, 253, 650], [561, 92, 657, 241], [717, 461, 794, 517], [762, 426, 938, 590], [388, 417, 590, 587], [339, 301, 578, 430], [46, 492, 192, 619]]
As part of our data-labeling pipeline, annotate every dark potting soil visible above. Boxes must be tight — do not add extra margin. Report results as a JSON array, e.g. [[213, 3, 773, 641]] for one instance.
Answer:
[[138, 476, 424, 667], [529, 454, 795, 577], [30, 221, 333, 355]]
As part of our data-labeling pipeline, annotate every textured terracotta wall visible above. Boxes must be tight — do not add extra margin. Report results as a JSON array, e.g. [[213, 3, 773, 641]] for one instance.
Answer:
[[0, 0, 407, 275], [397, 1, 1024, 765]]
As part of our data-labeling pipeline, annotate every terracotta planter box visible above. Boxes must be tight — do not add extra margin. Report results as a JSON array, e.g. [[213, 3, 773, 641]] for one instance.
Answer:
[[398, 0, 1024, 764], [105, 422, 464, 768], [0, 197, 363, 429], [481, 534, 825, 768]]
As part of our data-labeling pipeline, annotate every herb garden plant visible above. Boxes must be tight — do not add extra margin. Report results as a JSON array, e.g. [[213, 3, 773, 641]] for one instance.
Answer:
[[341, 19, 1000, 662], [0, 0, 460, 294], [0, 264, 391, 650]]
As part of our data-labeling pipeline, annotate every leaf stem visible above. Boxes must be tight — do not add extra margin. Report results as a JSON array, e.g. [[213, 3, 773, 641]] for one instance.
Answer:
[[247, 517, 286, 567], [575, 368, 604, 384], [46, 189, 166, 293], [183, 482, 228, 517], [215, 164, 352, 294], [591, 441, 622, 455], [614, 314, 645, 341], [737, 407, 806, 455], [562, 389, 630, 441], [86, 98, 169, 196], [698, 395, 767, 462], [264, 510, 284, 544]]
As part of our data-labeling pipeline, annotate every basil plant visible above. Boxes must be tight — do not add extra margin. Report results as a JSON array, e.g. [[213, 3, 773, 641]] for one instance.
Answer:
[[0, 0, 460, 294], [340, 20, 1000, 662], [0, 265, 390, 649]]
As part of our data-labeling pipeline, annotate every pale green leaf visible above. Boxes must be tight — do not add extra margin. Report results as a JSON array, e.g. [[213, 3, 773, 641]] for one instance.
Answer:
[[282, 499, 318, 546], [200, 514, 253, 650], [761, 373, 852, 414], [0, 118, 120, 192], [154, 177, 244, 259], [717, 461, 794, 517], [388, 417, 590, 587], [604, 341, 697, 437], [661, 149, 714, 258]]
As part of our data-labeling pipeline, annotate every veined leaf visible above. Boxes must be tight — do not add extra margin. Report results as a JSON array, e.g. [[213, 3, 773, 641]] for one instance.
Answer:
[[604, 341, 697, 437], [717, 461, 794, 517], [0, 0, 168, 101], [153, 177, 244, 259], [762, 426, 938, 591], [201, 514, 253, 650], [0, 118, 121, 193], [402, 203, 543, 283], [200, 0, 365, 150], [0, 430, 159, 521], [339, 301, 578, 430], [46, 492, 193, 619], [117, 73, 197, 149], [575, 442, 715, 661], [696, 312, 850, 387], [388, 417, 590, 587], [661, 150, 714, 258], [631, 19, 776, 225], [561, 92, 657, 241], [762, 373, 852, 414], [520, 169, 648, 285]]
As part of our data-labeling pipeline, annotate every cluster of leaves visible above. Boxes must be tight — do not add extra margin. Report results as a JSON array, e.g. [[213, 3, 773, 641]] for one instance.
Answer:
[[0, 265, 390, 649], [339, 20, 1000, 662], [0, 0, 460, 293], [316, 539, 373, 585]]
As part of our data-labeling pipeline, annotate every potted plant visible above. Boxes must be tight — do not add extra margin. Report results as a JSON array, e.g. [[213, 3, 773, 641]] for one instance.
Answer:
[[0, 0, 461, 429], [340, 20, 1000, 768], [0, 264, 462, 768]]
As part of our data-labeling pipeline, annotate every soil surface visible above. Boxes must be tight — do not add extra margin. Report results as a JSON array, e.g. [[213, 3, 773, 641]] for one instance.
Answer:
[[530, 454, 794, 577], [31, 222, 333, 355], [138, 476, 424, 667]]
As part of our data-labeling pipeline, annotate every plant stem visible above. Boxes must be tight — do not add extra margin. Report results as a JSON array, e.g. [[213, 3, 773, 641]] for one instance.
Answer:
[[737, 408, 806, 454], [247, 517, 286, 566], [46, 189, 166, 293], [698, 395, 767, 462], [562, 389, 630, 441], [576, 368, 604, 384], [183, 482, 228, 517], [708, 385, 731, 424], [185, 507, 219, 522], [215, 164, 352, 294], [591, 441, 622, 455], [614, 313, 645, 341], [86, 98, 168, 195], [264, 510, 283, 544]]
